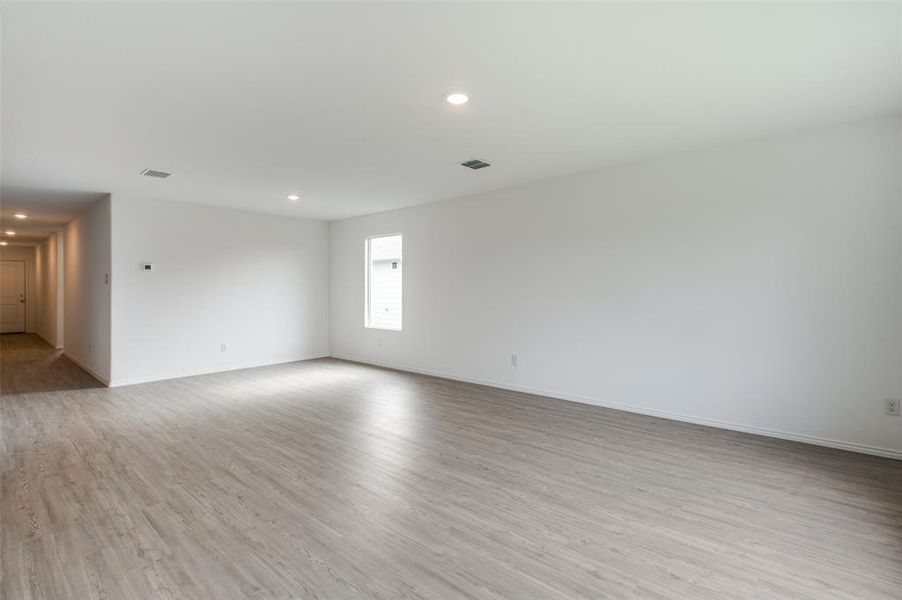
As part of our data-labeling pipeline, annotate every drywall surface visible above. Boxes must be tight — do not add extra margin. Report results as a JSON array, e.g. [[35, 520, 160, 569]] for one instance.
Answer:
[[0, 245, 36, 333], [64, 196, 111, 383], [330, 117, 902, 457], [34, 231, 63, 347], [110, 197, 330, 386]]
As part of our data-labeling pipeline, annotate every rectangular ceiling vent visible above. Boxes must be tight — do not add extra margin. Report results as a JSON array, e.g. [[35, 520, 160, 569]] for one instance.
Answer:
[[460, 159, 490, 170], [140, 168, 171, 179]]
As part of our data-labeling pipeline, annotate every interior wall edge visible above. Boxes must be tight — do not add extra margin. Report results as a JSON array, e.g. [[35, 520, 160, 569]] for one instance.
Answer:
[[62, 349, 110, 387], [34, 330, 56, 349], [62, 194, 112, 382]]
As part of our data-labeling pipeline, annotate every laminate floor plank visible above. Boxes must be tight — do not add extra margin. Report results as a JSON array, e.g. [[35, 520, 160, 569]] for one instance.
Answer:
[[0, 334, 105, 396], [2, 334, 900, 599]]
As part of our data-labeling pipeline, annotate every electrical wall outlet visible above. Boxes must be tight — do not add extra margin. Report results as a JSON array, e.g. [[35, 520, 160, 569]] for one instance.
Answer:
[[510, 353, 518, 367], [885, 399, 900, 417], [220, 343, 227, 353]]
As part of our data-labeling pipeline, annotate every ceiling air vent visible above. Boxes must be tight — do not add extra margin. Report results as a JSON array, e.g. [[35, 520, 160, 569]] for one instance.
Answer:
[[460, 159, 490, 170], [140, 169, 171, 179]]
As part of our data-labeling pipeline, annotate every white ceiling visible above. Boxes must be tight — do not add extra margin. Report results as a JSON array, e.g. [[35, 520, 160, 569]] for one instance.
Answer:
[[2, 2, 900, 224], [0, 188, 107, 246]]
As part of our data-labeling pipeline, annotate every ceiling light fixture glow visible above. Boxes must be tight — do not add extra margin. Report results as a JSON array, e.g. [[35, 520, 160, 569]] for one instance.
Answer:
[[4, 231, 16, 236], [444, 91, 469, 105], [14, 213, 27, 219], [287, 194, 300, 201], [0, 241, 7, 246]]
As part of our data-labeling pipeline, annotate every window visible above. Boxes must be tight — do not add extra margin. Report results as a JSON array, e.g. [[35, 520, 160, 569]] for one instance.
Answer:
[[365, 234, 402, 330]]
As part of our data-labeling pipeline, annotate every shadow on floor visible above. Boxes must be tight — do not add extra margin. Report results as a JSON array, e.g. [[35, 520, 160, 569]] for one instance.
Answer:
[[0, 333, 105, 395]]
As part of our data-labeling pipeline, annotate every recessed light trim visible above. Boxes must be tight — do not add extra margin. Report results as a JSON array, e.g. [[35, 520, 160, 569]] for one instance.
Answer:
[[444, 91, 469, 105], [4, 231, 16, 236], [287, 194, 300, 201], [14, 213, 27, 219]]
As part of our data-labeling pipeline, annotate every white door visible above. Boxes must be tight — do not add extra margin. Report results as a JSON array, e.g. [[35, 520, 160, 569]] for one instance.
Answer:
[[0, 261, 26, 333]]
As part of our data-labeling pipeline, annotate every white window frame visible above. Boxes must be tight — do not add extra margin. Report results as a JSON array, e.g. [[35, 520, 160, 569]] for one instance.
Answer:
[[364, 233, 403, 331]]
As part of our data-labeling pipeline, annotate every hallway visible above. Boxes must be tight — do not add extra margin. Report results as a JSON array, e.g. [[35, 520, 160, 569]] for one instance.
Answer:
[[0, 334, 103, 395]]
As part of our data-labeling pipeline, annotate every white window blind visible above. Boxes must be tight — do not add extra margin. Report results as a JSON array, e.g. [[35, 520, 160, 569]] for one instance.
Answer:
[[366, 234, 402, 330]]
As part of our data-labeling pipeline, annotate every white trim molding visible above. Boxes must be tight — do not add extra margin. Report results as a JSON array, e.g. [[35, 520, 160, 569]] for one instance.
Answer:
[[331, 354, 902, 461], [63, 351, 110, 387], [108, 353, 331, 388]]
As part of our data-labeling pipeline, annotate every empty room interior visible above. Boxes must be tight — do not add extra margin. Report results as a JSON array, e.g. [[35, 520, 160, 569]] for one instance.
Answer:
[[2, 2, 901, 599]]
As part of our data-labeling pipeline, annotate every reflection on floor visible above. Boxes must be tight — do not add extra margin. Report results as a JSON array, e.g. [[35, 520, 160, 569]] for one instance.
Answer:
[[1, 353, 901, 598], [0, 333, 104, 395]]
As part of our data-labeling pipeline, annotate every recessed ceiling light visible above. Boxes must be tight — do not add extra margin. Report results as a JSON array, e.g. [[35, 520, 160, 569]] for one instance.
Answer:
[[14, 213, 27, 219], [4, 231, 16, 236], [287, 194, 300, 201], [0, 241, 7, 246], [444, 91, 469, 105]]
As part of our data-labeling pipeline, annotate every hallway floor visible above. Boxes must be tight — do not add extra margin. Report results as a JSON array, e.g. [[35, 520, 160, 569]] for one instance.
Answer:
[[0, 334, 103, 395]]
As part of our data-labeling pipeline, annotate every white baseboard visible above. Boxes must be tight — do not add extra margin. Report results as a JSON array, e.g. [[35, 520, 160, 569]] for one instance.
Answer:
[[331, 353, 902, 461], [35, 330, 59, 350], [63, 351, 110, 387], [109, 353, 331, 388]]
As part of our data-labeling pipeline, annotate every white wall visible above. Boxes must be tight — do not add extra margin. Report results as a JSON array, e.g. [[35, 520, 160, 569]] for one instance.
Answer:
[[64, 196, 112, 383], [330, 117, 902, 457], [34, 231, 64, 348], [0, 245, 37, 333], [110, 197, 330, 386]]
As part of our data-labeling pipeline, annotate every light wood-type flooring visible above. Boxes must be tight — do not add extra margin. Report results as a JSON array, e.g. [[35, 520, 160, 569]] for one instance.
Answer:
[[2, 333, 901, 599], [0, 334, 104, 395]]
